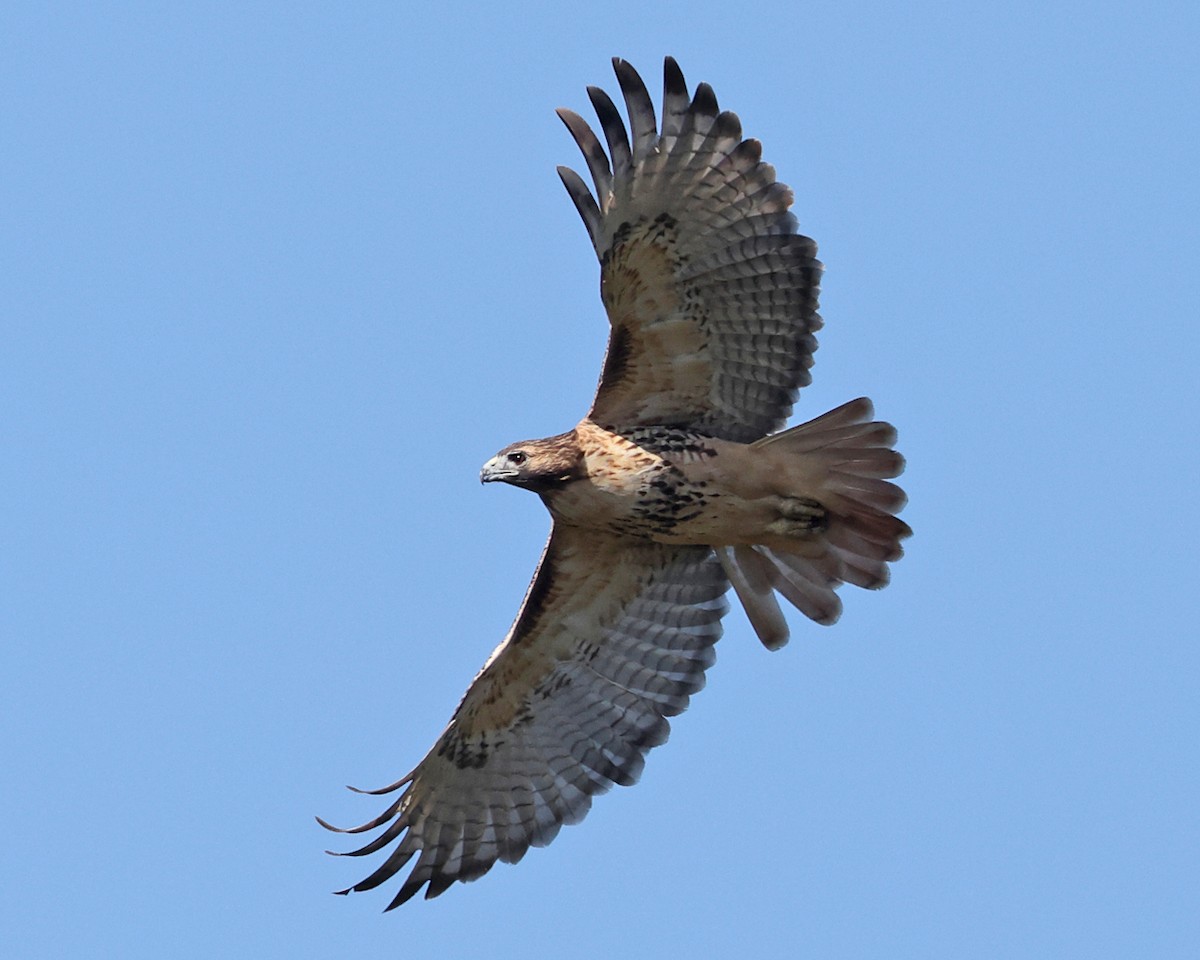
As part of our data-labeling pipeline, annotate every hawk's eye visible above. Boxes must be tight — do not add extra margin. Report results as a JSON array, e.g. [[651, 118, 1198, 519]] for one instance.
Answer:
[[507, 451, 528, 465]]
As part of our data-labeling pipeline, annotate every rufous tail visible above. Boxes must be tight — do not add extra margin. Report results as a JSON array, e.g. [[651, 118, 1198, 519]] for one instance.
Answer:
[[716, 398, 911, 650]]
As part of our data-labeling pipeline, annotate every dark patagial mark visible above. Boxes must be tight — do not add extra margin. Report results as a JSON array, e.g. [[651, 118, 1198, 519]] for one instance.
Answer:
[[599, 324, 633, 389], [507, 541, 562, 643]]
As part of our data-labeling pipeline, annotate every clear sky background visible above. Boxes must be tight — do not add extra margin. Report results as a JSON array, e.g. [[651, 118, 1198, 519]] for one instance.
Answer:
[[3, 2, 1197, 957]]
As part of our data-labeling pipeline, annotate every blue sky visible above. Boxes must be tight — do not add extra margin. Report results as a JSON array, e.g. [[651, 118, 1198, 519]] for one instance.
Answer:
[[3, 2, 1197, 957]]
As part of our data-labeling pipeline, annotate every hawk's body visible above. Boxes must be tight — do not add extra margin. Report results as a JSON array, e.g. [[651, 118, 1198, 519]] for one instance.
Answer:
[[322, 58, 910, 909]]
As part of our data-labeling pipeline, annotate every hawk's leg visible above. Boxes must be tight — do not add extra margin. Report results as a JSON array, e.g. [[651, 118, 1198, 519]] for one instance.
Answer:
[[765, 497, 828, 538]]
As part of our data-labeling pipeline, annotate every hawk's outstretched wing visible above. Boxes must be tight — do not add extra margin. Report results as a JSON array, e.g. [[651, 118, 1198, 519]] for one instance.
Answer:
[[558, 57, 822, 442], [321, 527, 727, 908]]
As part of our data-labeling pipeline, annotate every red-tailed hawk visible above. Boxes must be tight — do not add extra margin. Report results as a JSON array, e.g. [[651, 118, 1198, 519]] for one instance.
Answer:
[[321, 57, 910, 909]]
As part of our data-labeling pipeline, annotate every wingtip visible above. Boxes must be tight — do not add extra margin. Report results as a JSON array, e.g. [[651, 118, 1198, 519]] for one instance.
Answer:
[[346, 772, 413, 795], [383, 881, 425, 911], [692, 81, 719, 114]]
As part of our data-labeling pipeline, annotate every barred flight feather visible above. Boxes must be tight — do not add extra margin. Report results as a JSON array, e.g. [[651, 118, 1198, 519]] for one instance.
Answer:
[[323, 534, 727, 908]]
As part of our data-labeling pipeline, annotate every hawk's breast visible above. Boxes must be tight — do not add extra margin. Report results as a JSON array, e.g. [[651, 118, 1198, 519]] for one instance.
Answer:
[[542, 421, 722, 539]]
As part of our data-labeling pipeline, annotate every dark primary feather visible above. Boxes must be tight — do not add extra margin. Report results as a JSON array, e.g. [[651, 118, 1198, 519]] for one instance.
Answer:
[[556, 164, 602, 240], [587, 85, 632, 178], [613, 59, 656, 163], [660, 56, 690, 143], [556, 108, 612, 205]]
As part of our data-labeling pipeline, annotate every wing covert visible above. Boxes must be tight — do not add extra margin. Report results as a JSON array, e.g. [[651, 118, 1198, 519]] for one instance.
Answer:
[[558, 57, 823, 442], [321, 528, 728, 908]]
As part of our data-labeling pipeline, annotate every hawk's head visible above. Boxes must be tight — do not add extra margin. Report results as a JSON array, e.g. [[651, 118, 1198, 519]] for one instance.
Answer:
[[480, 431, 585, 492]]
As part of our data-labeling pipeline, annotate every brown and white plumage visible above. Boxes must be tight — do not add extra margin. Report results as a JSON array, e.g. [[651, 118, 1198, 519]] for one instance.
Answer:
[[322, 57, 910, 909], [559, 56, 820, 440], [321, 533, 725, 907]]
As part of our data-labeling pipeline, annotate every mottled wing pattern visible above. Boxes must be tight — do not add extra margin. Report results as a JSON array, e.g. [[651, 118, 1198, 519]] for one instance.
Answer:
[[558, 57, 822, 442], [321, 527, 728, 908]]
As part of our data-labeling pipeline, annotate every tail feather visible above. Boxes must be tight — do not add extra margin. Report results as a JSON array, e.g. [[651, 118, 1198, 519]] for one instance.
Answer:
[[828, 472, 907, 511], [761, 395, 874, 437], [763, 548, 842, 625], [832, 551, 890, 590], [716, 545, 790, 651], [835, 504, 912, 547], [723, 398, 910, 649], [765, 420, 899, 453], [813, 448, 905, 478], [826, 522, 903, 563], [755, 398, 899, 455]]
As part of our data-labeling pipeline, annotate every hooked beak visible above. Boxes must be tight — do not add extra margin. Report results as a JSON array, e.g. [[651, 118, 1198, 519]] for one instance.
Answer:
[[479, 456, 519, 485]]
